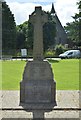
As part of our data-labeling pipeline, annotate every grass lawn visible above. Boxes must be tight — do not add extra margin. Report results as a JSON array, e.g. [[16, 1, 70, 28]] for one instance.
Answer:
[[51, 59, 79, 90], [2, 60, 26, 90], [0, 59, 80, 90]]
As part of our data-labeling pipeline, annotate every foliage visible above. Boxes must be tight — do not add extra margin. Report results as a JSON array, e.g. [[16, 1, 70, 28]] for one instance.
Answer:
[[2, 2, 16, 55], [26, 21, 34, 49], [1, 59, 79, 90], [64, 21, 79, 45], [44, 50, 55, 58], [55, 44, 65, 55], [16, 21, 28, 49], [77, 1, 81, 44], [64, 1, 81, 47], [16, 31, 26, 49]]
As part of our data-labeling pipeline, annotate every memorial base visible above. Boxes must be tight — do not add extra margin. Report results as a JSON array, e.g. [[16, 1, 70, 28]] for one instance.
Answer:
[[20, 60, 56, 108]]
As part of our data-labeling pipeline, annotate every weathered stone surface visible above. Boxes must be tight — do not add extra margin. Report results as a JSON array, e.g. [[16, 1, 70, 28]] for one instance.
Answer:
[[1, 90, 80, 119], [1, 90, 79, 109], [1, 110, 80, 119], [20, 6, 56, 109], [20, 60, 56, 105], [29, 6, 48, 61]]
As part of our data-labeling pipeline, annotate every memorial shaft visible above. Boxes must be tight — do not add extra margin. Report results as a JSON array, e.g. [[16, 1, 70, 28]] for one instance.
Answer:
[[29, 6, 48, 60]]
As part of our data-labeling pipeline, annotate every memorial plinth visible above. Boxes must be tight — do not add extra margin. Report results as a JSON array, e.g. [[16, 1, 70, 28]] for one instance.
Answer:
[[20, 6, 56, 110]]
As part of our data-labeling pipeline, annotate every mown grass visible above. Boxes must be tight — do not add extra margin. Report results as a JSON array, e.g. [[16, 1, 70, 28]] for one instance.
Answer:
[[2, 60, 26, 90], [0, 59, 80, 90], [51, 59, 79, 90]]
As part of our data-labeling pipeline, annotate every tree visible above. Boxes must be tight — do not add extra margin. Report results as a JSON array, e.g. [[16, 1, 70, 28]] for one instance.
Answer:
[[16, 21, 28, 50], [16, 30, 26, 49], [77, 1, 81, 44], [64, 1, 81, 47], [16, 21, 34, 56], [26, 21, 34, 49], [64, 21, 79, 45], [2, 1, 16, 55]]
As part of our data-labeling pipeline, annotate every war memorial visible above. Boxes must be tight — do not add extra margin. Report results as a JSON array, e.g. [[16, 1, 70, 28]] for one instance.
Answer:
[[0, 1, 80, 119]]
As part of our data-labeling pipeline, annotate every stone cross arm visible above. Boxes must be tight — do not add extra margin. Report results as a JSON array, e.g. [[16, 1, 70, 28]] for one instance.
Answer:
[[29, 6, 48, 25]]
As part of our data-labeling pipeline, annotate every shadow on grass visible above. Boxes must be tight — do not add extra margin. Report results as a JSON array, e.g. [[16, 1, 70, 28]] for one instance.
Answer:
[[48, 59, 60, 63]]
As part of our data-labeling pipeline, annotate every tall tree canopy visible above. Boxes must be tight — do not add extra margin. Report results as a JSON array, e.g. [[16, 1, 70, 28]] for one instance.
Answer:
[[2, 1, 16, 55], [78, 1, 81, 42], [64, 1, 81, 47], [16, 21, 28, 49]]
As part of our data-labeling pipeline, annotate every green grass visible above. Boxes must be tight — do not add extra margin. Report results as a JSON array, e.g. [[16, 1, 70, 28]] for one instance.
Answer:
[[2, 60, 26, 90], [0, 59, 80, 90], [51, 59, 79, 90]]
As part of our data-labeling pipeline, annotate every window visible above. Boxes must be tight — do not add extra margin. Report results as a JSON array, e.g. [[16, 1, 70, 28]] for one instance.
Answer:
[[68, 52, 73, 55]]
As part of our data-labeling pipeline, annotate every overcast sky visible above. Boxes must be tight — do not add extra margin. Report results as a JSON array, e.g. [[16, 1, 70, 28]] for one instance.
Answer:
[[5, 0, 79, 26]]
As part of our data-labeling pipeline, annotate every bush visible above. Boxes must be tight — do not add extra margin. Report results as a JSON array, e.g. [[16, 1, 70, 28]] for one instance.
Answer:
[[44, 50, 55, 58], [55, 44, 65, 56]]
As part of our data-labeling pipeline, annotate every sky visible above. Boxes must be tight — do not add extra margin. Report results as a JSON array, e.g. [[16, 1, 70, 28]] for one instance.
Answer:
[[5, 0, 79, 26]]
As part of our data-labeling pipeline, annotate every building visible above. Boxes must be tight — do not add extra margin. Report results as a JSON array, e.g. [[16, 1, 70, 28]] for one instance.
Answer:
[[51, 3, 68, 46]]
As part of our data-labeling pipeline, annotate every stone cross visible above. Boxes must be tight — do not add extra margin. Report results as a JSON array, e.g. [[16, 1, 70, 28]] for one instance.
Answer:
[[29, 6, 48, 61]]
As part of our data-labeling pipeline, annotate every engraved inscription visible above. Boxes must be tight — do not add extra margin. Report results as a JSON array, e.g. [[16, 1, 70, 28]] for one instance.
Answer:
[[25, 84, 51, 103]]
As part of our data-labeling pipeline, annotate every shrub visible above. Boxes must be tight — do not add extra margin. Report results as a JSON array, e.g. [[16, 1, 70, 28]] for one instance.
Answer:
[[55, 44, 65, 55], [44, 50, 55, 58]]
